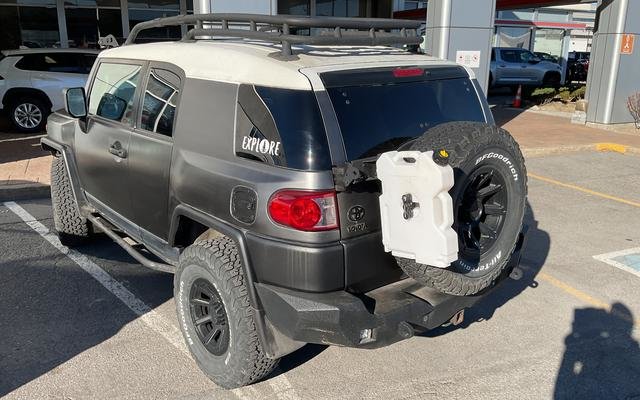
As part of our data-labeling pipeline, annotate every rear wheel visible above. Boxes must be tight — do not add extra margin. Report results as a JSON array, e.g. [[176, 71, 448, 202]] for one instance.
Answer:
[[175, 237, 279, 389], [397, 121, 527, 296]]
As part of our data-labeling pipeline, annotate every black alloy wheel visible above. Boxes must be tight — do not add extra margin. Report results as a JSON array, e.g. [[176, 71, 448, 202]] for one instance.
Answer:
[[189, 278, 229, 356], [456, 166, 508, 258]]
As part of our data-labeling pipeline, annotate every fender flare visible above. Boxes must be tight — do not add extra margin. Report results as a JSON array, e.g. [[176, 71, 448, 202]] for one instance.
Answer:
[[169, 204, 287, 358], [41, 137, 88, 212]]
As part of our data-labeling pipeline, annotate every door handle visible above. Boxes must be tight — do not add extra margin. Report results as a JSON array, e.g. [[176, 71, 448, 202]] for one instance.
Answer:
[[109, 141, 127, 159], [499, 64, 506, 67], [521, 65, 527, 68]]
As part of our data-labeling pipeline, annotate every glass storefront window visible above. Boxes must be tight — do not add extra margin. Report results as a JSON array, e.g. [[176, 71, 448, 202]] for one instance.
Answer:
[[127, 0, 179, 10], [534, 28, 564, 57], [65, 8, 122, 48], [129, 10, 180, 42], [278, 0, 310, 15], [317, 0, 362, 17], [495, 26, 531, 49], [0, 6, 20, 50], [18, 7, 59, 48]]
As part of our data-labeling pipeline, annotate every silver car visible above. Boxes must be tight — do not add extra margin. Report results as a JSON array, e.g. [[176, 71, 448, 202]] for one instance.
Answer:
[[490, 47, 563, 89]]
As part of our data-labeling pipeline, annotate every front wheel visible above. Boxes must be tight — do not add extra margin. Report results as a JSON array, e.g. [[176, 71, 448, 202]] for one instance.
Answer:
[[175, 237, 278, 389], [397, 122, 527, 296]]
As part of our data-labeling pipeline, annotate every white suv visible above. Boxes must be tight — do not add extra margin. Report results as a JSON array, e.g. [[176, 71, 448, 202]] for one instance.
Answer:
[[0, 48, 99, 132]]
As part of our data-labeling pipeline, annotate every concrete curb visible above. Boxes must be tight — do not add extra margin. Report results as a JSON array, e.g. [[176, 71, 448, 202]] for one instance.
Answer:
[[0, 183, 51, 202]]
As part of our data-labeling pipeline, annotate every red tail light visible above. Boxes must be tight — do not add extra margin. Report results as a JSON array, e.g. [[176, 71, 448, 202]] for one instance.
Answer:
[[268, 190, 339, 231], [393, 67, 424, 78]]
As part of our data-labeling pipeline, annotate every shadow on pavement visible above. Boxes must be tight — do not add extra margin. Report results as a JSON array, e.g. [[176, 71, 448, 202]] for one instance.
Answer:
[[0, 210, 174, 397], [423, 201, 549, 336], [553, 303, 640, 400]]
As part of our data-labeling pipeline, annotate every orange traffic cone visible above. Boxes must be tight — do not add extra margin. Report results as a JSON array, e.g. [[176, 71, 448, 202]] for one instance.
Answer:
[[512, 85, 522, 108]]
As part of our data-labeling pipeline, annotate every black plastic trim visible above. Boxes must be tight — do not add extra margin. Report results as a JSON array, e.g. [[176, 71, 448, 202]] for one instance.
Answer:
[[245, 232, 345, 292]]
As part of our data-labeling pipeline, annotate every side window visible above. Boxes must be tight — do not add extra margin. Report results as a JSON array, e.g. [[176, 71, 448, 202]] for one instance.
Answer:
[[16, 53, 85, 73], [88, 62, 142, 125], [140, 68, 180, 137], [519, 50, 534, 63], [15, 55, 45, 71], [82, 54, 98, 74], [500, 50, 518, 63]]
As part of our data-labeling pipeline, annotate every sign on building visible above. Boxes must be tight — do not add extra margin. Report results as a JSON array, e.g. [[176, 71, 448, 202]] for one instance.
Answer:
[[621, 34, 634, 55]]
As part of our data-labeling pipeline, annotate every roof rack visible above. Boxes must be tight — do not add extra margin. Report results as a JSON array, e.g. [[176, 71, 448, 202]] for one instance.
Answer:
[[124, 13, 422, 56]]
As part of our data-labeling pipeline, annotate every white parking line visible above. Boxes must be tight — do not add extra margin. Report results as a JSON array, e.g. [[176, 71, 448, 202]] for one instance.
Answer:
[[594, 247, 640, 279], [0, 134, 46, 143], [3, 201, 299, 400]]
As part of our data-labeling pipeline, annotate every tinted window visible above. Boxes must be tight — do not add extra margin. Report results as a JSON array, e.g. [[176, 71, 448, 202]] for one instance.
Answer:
[[500, 49, 534, 63], [141, 68, 180, 136], [16, 53, 85, 73], [82, 54, 97, 73], [235, 85, 331, 171], [88, 62, 141, 125], [326, 76, 485, 160]]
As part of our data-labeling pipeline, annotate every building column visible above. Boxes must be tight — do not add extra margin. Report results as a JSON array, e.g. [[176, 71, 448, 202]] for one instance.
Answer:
[[56, 0, 69, 48], [424, 0, 496, 96], [586, 0, 640, 124]]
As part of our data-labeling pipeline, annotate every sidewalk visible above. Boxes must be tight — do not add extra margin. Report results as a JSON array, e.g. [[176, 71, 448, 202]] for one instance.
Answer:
[[0, 133, 51, 201], [494, 108, 640, 157], [1, 110, 639, 201]]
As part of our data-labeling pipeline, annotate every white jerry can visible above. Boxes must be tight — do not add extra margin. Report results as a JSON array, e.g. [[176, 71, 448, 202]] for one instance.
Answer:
[[376, 151, 458, 268]]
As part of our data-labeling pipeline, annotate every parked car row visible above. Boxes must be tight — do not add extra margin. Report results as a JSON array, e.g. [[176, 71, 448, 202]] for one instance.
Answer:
[[0, 49, 99, 132], [489, 47, 591, 90], [489, 47, 563, 89]]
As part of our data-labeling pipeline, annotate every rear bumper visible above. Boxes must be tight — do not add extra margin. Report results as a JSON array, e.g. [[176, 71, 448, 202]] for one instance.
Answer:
[[256, 279, 481, 349], [256, 229, 526, 352]]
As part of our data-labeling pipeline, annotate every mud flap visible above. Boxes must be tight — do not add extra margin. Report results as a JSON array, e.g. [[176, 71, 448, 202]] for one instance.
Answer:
[[376, 151, 458, 268]]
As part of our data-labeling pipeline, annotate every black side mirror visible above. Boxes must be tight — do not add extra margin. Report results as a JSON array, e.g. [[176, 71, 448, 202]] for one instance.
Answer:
[[528, 57, 541, 64], [64, 87, 87, 118]]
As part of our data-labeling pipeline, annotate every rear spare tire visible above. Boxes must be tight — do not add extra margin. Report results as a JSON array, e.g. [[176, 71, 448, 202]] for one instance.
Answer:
[[397, 121, 527, 296]]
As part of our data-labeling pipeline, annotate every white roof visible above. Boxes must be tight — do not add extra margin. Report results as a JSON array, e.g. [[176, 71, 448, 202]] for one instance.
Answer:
[[100, 40, 458, 90]]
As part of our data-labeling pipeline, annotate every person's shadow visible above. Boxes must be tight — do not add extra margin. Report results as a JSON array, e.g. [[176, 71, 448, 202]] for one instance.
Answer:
[[423, 201, 550, 336], [554, 303, 640, 400]]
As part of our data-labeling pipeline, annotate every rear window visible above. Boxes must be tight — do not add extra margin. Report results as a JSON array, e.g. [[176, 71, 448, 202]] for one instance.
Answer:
[[235, 84, 331, 171], [323, 67, 486, 160], [15, 53, 87, 73]]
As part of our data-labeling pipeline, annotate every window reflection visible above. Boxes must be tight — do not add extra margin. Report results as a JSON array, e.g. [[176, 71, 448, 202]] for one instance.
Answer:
[[141, 68, 180, 136]]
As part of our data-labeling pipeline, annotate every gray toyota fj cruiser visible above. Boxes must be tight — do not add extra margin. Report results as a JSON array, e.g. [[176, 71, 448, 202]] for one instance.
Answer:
[[42, 14, 527, 389]]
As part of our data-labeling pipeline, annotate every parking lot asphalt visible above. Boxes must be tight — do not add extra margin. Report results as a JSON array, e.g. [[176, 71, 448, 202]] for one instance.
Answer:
[[1, 150, 639, 400]]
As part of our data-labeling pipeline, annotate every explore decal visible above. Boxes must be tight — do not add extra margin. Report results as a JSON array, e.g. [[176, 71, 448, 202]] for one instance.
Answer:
[[241, 136, 281, 156]]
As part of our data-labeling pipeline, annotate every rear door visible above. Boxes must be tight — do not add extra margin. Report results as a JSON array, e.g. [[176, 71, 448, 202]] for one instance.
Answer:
[[321, 66, 487, 241], [75, 59, 145, 228], [127, 63, 182, 241], [497, 49, 536, 84]]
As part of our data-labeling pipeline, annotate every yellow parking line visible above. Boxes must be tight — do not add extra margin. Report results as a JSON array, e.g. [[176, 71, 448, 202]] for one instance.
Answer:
[[595, 142, 628, 154], [528, 173, 640, 208], [537, 272, 639, 325]]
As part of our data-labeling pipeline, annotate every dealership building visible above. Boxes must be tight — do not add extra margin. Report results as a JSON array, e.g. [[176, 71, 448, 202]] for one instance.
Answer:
[[0, 0, 594, 52], [0, 0, 637, 126]]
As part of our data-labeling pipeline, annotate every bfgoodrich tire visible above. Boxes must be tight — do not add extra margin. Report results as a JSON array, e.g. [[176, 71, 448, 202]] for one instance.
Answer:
[[51, 156, 91, 247], [175, 237, 278, 389], [397, 121, 527, 296]]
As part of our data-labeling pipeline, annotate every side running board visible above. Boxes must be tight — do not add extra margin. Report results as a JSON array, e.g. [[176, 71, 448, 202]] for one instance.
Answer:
[[86, 214, 175, 274]]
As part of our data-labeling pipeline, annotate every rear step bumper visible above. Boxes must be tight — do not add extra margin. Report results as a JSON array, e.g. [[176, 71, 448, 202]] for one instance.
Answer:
[[257, 230, 526, 349]]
